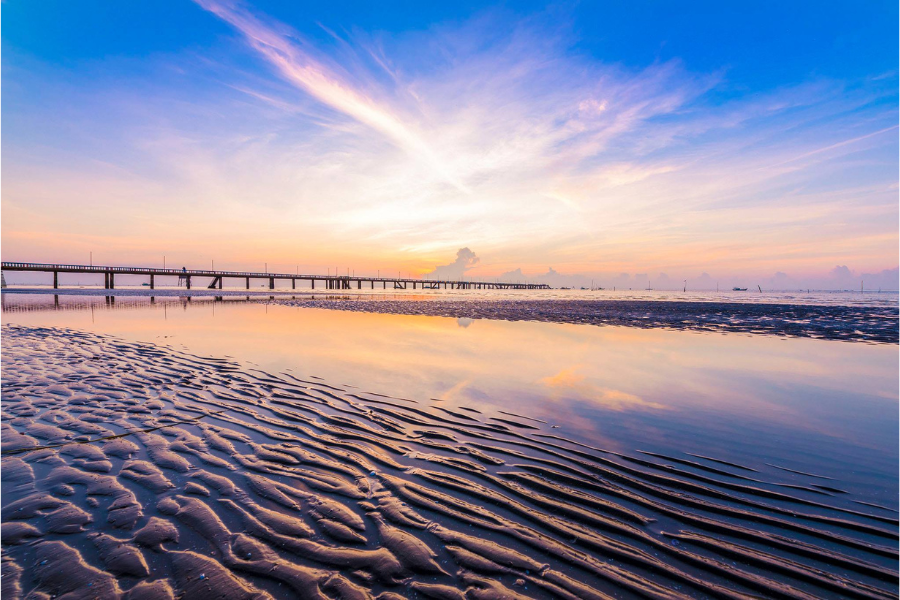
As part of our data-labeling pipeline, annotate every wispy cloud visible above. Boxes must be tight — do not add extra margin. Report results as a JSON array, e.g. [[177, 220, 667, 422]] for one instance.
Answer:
[[195, 0, 470, 193], [2, 2, 896, 283]]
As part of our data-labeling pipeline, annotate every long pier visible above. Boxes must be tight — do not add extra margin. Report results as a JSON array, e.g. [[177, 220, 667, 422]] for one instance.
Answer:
[[0, 262, 550, 291]]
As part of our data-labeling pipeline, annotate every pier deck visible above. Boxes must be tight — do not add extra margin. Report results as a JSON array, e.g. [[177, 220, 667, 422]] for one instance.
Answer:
[[1, 262, 550, 291]]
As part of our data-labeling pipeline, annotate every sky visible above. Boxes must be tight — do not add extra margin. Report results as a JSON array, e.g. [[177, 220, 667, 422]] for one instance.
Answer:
[[2, 0, 898, 289]]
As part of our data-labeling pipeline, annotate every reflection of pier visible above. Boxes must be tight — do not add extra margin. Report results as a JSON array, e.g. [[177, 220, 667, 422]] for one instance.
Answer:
[[0, 293, 352, 314], [1, 262, 550, 291]]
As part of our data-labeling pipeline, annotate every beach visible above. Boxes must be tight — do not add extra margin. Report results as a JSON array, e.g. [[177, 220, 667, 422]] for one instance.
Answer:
[[2, 292, 897, 599], [4, 0, 897, 597]]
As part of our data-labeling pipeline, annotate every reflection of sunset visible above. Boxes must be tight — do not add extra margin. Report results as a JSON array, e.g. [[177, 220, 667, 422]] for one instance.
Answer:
[[2, 296, 896, 474], [540, 366, 665, 411], [436, 379, 471, 402]]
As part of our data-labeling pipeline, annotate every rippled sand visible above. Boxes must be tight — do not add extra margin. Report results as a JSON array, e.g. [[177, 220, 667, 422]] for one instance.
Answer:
[[2, 324, 897, 599]]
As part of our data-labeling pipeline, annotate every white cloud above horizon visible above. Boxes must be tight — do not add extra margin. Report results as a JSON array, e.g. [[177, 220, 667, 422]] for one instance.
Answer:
[[1, 1, 897, 287]]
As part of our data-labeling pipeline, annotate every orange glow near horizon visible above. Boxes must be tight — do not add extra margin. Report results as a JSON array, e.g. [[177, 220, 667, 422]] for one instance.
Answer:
[[2, 1, 897, 290]]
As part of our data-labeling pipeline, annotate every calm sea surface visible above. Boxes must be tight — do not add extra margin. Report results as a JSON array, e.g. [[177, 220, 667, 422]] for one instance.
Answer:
[[4, 282, 899, 307], [3, 292, 897, 506]]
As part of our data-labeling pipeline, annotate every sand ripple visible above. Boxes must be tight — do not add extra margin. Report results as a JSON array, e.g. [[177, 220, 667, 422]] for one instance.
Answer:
[[1, 324, 897, 599]]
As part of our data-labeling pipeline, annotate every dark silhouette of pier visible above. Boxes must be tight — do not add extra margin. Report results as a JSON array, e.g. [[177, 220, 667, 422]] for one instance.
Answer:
[[1, 262, 550, 291]]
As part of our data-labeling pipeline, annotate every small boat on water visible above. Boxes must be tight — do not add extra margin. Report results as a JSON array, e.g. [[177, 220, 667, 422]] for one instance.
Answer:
[[733, 287, 748, 291]]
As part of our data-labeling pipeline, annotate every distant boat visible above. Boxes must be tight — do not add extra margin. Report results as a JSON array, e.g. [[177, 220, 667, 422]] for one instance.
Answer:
[[732, 287, 747, 291], [141, 283, 150, 287]]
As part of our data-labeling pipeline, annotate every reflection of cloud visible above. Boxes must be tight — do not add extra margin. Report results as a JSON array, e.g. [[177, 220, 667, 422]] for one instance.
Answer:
[[438, 379, 470, 401], [540, 366, 587, 388], [539, 366, 665, 411]]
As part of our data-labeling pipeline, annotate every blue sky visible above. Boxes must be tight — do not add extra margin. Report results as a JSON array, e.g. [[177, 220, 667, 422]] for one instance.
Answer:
[[2, 0, 898, 288]]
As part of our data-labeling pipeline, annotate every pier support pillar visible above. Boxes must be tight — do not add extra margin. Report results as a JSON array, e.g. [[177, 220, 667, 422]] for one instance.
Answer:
[[413, 282, 416, 290], [269, 277, 275, 290], [150, 274, 155, 289], [185, 276, 191, 290], [292, 278, 296, 290], [312, 279, 315, 289], [109, 273, 115, 289], [246, 277, 250, 290], [358, 280, 361, 289], [53, 271, 58, 289], [218, 277, 223, 290], [371, 281, 374, 289], [383, 281, 385, 289], [104, 272, 109, 289]]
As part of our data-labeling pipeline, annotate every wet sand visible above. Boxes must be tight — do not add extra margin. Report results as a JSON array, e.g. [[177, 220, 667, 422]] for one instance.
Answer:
[[6, 288, 897, 343], [2, 323, 897, 599], [265, 297, 899, 344]]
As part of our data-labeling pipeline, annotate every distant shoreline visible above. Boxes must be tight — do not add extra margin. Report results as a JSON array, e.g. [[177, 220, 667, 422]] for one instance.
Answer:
[[4, 287, 896, 343], [264, 297, 899, 344]]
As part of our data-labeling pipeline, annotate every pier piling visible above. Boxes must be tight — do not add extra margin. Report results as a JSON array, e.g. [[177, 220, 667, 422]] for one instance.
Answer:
[[1, 262, 551, 292]]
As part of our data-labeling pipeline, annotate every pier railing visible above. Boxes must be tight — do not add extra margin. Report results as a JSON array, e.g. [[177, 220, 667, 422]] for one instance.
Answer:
[[1, 262, 550, 291]]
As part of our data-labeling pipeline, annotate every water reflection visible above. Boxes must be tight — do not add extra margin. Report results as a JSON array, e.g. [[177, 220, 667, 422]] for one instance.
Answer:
[[2, 293, 897, 503]]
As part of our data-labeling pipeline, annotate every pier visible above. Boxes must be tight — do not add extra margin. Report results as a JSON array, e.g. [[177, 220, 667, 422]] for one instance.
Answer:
[[0, 262, 550, 291]]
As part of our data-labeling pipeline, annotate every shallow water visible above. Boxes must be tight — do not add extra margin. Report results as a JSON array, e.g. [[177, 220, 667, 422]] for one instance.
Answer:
[[2, 292, 898, 598], [5, 281, 899, 307]]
